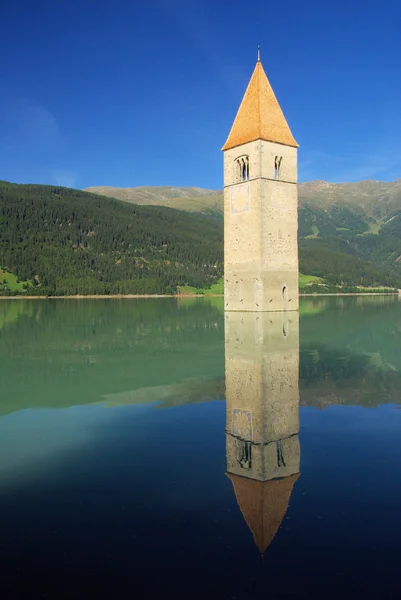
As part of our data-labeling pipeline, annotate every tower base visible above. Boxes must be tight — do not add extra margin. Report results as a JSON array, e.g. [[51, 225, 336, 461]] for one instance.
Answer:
[[224, 269, 299, 312]]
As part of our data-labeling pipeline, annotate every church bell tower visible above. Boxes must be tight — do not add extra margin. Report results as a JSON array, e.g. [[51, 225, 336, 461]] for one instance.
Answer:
[[222, 51, 299, 312]]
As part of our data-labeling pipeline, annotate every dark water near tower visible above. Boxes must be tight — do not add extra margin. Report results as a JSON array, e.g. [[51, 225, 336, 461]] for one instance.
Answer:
[[0, 296, 401, 599]]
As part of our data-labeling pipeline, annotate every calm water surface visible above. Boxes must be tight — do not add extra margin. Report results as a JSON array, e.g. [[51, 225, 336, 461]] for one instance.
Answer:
[[0, 296, 401, 599]]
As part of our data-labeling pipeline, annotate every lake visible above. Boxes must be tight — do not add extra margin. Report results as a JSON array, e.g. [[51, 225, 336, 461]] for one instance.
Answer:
[[0, 296, 401, 599]]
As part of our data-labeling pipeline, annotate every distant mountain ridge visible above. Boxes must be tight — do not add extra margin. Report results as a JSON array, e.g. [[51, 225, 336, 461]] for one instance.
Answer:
[[84, 185, 223, 216], [85, 179, 401, 220]]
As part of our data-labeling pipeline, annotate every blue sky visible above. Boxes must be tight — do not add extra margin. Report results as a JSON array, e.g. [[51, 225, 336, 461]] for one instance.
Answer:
[[0, 0, 400, 190]]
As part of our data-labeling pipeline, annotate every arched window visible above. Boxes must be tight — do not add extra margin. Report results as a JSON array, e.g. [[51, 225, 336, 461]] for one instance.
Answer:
[[282, 285, 288, 302], [277, 440, 286, 467], [274, 156, 282, 179], [242, 159, 247, 181], [235, 156, 250, 182], [237, 440, 252, 469]]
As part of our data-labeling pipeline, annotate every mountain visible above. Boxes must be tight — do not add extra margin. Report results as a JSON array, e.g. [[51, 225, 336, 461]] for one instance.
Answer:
[[298, 179, 401, 236], [85, 180, 401, 289], [1, 179, 401, 296], [297, 180, 401, 287], [299, 179, 401, 218], [0, 181, 223, 295]]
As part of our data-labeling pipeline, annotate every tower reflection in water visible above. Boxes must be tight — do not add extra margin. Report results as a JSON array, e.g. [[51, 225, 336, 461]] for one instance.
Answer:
[[225, 312, 300, 554]]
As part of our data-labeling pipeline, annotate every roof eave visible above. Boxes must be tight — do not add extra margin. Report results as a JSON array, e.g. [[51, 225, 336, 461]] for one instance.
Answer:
[[222, 136, 299, 152]]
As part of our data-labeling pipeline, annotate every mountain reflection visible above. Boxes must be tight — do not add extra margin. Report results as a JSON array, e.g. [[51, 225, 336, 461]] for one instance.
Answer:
[[1, 297, 401, 416], [225, 312, 300, 553]]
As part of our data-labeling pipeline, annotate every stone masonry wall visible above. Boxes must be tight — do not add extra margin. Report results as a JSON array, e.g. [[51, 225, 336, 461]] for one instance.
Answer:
[[223, 140, 298, 311]]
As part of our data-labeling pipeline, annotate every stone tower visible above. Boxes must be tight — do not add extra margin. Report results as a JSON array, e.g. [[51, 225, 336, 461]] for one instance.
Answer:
[[222, 54, 299, 312], [225, 311, 300, 553]]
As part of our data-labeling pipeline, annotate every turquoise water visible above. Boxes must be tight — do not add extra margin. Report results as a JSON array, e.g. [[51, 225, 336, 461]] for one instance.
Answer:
[[0, 296, 400, 598]]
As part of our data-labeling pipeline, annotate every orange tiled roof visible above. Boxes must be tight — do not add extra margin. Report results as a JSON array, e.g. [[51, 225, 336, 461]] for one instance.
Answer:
[[222, 61, 298, 151], [228, 473, 300, 554]]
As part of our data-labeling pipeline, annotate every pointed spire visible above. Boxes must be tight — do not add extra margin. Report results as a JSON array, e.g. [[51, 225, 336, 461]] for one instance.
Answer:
[[222, 59, 298, 151], [228, 473, 300, 554]]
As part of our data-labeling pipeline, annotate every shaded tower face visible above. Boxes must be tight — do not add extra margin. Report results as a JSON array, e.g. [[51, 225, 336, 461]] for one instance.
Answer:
[[225, 312, 300, 553], [222, 59, 299, 312]]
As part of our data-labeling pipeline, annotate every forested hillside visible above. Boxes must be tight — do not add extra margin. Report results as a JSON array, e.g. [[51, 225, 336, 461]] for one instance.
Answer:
[[1, 179, 401, 295], [0, 181, 222, 295]]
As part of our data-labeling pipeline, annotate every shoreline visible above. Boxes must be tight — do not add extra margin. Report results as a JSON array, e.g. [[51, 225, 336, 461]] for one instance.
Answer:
[[0, 292, 399, 300], [0, 294, 223, 300], [300, 292, 399, 297], [0, 294, 177, 300]]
